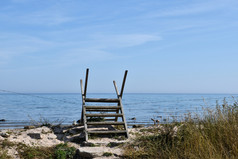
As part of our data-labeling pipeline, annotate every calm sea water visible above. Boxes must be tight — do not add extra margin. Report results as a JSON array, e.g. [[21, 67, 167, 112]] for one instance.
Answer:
[[0, 93, 237, 128]]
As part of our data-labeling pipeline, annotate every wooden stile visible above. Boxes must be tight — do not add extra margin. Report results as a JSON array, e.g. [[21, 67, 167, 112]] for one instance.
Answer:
[[80, 68, 129, 141]]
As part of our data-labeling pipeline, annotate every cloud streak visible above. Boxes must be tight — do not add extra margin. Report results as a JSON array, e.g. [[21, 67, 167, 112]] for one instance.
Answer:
[[144, 0, 238, 18], [91, 34, 161, 49], [0, 31, 160, 70]]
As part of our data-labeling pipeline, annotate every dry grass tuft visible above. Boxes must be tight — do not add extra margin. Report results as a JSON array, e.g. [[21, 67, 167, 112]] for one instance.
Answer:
[[124, 99, 238, 159]]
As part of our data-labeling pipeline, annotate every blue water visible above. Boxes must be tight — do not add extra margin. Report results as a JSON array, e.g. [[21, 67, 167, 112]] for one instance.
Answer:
[[0, 93, 237, 128]]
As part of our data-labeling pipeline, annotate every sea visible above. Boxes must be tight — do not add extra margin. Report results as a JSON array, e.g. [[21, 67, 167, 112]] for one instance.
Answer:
[[0, 93, 237, 129]]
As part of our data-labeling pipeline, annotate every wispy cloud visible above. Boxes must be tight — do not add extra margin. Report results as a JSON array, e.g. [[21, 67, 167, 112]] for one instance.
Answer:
[[1, 1, 76, 26], [0, 32, 160, 70], [57, 49, 117, 65], [90, 34, 161, 49], [48, 33, 161, 66], [144, 0, 238, 18], [19, 8, 75, 25], [0, 33, 55, 66]]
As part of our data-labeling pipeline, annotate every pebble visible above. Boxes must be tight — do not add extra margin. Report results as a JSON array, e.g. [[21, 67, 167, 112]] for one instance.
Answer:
[[72, 120, 77, 126], [0, 132, 10, 138], [27, 133, 42, 139]]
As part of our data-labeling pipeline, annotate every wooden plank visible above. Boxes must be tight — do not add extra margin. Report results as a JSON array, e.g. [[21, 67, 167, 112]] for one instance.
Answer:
[[113, 81, 120, 121], [83, 106, 88, 141], [120, 70, 128, 98], [80, 79, 84, 124], [113, 80, 120, 97], [118, 97, 129, 138], [84, 68, 89, 98], [86, 109, 118, 112], [87, 130, 127, 134], [85, 98, 119, 103], [85, 106, 121, 109], [85, 113, 123, 117], [80, 79, 84, 95], [87, 122, 125, 125]]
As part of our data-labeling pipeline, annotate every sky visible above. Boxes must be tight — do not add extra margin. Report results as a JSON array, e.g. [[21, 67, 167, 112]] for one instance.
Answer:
[[0, 0, 238, 94]]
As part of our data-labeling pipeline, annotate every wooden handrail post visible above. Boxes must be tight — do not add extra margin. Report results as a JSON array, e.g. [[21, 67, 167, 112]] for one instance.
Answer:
[[113, 80, 120, 98], [80, 79, 84, 123], [84, 68, 89, 98], [120, 70, 128, 98], [80, 79, 84, 96]]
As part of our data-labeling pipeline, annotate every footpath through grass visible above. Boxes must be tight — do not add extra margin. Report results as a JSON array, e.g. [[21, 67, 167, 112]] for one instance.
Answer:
[[124, 99, 238, 159]]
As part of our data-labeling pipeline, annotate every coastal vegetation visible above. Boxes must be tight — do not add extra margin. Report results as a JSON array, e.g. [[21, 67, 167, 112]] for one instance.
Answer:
[[0, 141, 76, 159], [123, 99, 238, 158]]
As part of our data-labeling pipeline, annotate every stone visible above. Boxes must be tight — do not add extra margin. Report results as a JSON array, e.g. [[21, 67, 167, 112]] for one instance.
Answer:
[[130, 117, 136, 120], [27, 133, 42, 139], [24, 126, 36, 129], [72, 120, 77, 126], [52, 126, 63, 134], [0, 132, 10, 138]]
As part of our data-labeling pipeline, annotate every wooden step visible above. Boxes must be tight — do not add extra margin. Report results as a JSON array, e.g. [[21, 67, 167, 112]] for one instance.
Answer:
[[87, 130, 127, 134], [86, 109, 118, 112], [85, 113, 123, 117], [85, 106, 121, 109], [85, 98, 119, 103], [87, 122, 125, 125]]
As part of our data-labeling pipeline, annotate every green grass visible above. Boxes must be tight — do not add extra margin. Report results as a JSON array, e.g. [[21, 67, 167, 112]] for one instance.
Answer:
[[123, 99, 238, 159], [0, 140, 76, 159], [0, 140, 14, 159], [103, 152, 113, 157]]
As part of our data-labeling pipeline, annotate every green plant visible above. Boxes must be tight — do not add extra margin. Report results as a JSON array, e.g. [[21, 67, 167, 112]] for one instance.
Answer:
[[0, 139, 15, 148], [16, 143, 54, 159], [54, 143, 76, 159], [0, 139, 76, 159], [113, 135, 127, 141], [103, 152, 113, 157], [0, 150, 12, 159]]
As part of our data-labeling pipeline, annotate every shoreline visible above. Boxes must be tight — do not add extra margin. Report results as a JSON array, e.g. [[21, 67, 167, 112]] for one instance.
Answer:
[[0, 124, 150, 158]]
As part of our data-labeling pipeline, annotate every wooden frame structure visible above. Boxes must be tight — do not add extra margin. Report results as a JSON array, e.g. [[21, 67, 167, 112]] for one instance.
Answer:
[[80, 68, 129, 141]]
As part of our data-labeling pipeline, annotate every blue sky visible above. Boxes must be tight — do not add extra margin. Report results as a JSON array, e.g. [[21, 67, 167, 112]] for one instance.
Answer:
[[0, 0, 238, 93]]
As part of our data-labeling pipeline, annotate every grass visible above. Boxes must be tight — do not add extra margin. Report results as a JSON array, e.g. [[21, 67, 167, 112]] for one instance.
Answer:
[[28, 115, 65, 127], [0, 140, 76, 159], [103, 152, 113, 157], [123, 99, 238, 159], [0, 140, 15, 159], [0, 151, 11, 159]]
